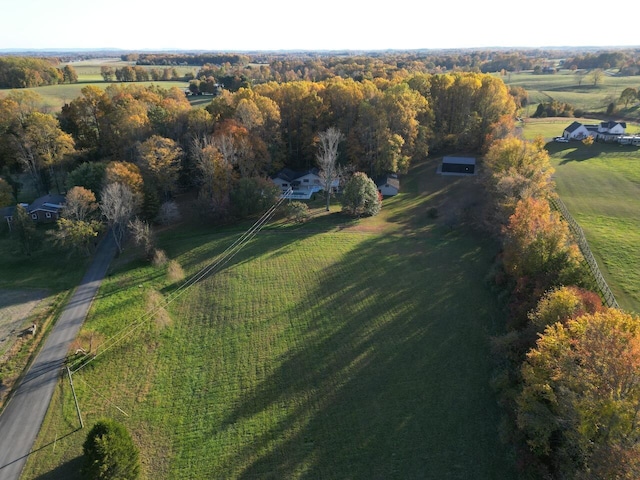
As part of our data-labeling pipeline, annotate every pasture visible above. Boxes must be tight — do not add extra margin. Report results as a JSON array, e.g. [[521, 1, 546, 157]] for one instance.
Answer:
[[549, 143, 640, 313], [16, 80, 191, 113], [21, 157, 517, 479], [0, 58, 198, 112], [502, 70, 640, 120], [519, 119, 640, 312]]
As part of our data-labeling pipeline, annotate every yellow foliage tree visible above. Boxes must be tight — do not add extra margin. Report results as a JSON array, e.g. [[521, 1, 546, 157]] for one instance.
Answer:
[[518, 309, 640, 478]]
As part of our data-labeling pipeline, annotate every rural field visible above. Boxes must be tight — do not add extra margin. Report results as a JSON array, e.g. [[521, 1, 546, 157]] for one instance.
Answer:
[[21, 157, 517, 479], [1, 58, 196, 112], [502, 70, 640, 120], [519, 119, 640, 313], [548, 142, 640, 313]]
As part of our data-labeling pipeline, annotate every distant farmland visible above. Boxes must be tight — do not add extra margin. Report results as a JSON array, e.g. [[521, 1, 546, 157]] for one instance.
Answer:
[[1, 59, 197, 112], [502, 70, 640, 120]]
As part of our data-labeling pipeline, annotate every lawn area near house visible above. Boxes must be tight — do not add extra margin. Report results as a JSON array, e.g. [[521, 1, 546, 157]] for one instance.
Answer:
[[22, 157, 517, 479], [519, 117, 640, 142]]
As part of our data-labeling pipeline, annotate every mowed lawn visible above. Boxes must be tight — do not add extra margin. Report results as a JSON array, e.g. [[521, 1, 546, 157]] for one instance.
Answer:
[[549, 144, 640, 313], [22, 158, 516, 479]]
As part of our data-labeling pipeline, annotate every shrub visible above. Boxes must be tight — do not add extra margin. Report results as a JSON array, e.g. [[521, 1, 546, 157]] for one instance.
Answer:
[[167, 259, 185, 282], [341, 172, 382, 217], [151, 249, 168, 267], [286, 201, 310, 223], [82, 419, 140, 480]]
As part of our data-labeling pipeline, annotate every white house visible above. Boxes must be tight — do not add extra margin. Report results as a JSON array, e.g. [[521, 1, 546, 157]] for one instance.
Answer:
[[563, 120, 627, 141], [271, 168, 339, 199], [563, 121, 592, 140], [598, 121, 626, 135], [375, 175, 400, 196]]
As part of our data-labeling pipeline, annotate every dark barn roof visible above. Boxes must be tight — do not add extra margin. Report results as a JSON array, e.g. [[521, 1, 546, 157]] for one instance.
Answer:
[[441, 156, 476, 175], [564, 121, 583, 133]]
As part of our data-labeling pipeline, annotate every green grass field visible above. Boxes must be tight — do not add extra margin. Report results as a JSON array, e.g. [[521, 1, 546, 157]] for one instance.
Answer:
[[518, 120, 640, 312], [548, 143, 640, 313], [13, 80, 190, 113], [21, 158, 517, 479], [502, 70, 640, 120], [0, 59, 198, 112]]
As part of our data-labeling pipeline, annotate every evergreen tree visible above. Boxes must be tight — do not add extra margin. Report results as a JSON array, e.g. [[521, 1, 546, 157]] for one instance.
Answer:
[[341, 172, 382, 217], [82, 419, 141, 480]]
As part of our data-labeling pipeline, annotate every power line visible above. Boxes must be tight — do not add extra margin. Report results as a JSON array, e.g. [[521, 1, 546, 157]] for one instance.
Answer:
[[70, 188, 292, 374]]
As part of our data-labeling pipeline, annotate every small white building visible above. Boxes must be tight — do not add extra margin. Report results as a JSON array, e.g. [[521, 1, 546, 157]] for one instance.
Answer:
[[618, 135, 640, 146], [375, 175, 400, 196]]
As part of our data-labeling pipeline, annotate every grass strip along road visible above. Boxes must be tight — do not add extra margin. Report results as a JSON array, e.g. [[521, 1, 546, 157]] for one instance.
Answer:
[[0, 234, 116, 480]]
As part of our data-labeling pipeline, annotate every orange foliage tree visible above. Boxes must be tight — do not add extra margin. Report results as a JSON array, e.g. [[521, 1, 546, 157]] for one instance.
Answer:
[[518, 309, 640, 478]]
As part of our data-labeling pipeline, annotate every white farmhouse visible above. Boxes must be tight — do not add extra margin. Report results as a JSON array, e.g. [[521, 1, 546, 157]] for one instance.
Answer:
[[563, 121, 592, 140], [271, 167, 339, 199], [563, 120, 627, 142]]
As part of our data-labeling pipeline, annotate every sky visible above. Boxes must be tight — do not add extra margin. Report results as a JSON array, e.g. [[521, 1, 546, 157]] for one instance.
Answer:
[[1, 0, 638, 51]]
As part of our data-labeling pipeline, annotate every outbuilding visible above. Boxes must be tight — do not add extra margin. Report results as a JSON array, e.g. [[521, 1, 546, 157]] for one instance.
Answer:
[[375, 175, 400, 196], [439, 156, 476, 175]]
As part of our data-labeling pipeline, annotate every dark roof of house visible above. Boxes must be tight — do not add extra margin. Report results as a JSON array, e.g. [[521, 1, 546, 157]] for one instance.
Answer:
[[601, 120, 626, 129], [28, 194, 65, 213], [564, 121, 584, 133], [375, 175, 400, 190], [442, 156, 476, 165], [272, 168, 320, 183]]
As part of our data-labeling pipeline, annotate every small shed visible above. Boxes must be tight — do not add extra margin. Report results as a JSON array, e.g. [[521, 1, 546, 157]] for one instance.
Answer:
[[375, 175, 400, 196], [440, 156, 476, 175]]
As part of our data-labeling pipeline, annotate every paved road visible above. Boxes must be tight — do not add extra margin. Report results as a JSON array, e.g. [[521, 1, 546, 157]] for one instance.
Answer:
[[0, 234, 117, 480]]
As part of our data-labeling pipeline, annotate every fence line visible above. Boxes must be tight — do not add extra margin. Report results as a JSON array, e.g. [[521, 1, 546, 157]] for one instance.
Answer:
[[549, 197, 620, 309]]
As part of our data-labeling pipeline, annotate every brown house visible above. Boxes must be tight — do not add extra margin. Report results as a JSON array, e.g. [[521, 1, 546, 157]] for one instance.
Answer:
[[2, 194, 66, 229]]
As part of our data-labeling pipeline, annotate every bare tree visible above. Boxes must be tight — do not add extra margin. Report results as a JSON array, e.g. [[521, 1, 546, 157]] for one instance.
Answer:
[[212, 134, 237, 166], [63, 186, 98, 221], [128, 217, 155, 259], [316, 127, 344, 211], [100, 182, 135, 253]]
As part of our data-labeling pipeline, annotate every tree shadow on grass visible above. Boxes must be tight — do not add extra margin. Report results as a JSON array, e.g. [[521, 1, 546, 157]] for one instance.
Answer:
[[33, 456, 83, 480], [170, 230, 516, 479]]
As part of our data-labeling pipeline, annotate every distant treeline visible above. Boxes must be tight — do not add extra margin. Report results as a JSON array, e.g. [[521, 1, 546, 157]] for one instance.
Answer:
[[171, 50, 640, 89], [0, 56, 78, 88], [564, 51, 640, 75], [122, 53, 251, 66]]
